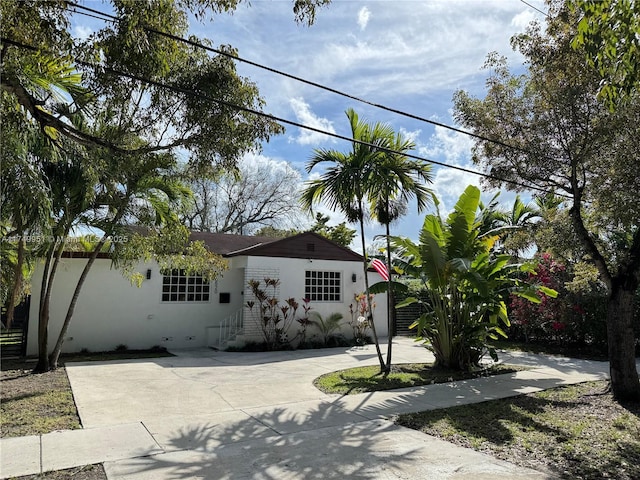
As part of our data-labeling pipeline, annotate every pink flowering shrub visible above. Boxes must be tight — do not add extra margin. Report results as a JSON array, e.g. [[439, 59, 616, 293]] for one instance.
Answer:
[[509, 253, 609, 350]]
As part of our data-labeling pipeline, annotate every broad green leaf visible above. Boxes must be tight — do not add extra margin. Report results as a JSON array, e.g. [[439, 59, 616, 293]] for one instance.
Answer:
[[397, 296, 419, 308], [539, 285, 558, 298]]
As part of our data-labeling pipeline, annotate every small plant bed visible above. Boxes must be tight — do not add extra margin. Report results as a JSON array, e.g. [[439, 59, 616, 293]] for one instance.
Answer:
[[11, 464, 107, 480], [396, 381, 640, 480], [313, 363, 526, 394], [225, 337, 367, 352], [57, 346, 174, 363]]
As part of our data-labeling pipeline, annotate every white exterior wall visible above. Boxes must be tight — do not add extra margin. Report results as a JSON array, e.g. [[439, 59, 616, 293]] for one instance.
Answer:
[[27, 257, 243, 355], [26, 255, 389, 355], [240, 256, 388, 344]]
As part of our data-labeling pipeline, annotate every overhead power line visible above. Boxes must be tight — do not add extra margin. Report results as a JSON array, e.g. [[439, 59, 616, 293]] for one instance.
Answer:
[[518, 0, 550, 18], [66, 1, 534, 157], [3, 37, 567, 198]]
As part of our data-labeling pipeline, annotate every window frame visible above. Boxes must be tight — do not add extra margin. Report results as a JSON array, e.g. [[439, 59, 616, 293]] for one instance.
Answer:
[[304, 270, 342, 303], [161, 268, 211, 303]]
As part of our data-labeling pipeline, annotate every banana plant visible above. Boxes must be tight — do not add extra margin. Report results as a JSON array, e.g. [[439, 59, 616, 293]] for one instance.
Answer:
[[393, 185, 556, 371]]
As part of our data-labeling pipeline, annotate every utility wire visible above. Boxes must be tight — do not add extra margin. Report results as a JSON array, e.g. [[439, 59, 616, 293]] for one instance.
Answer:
[[66, 1, 535, 157], [518, 0, 550, 18], [3, 36, 567, 198]]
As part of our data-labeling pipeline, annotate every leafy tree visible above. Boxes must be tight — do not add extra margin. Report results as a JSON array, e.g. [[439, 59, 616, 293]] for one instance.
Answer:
[[301, 109, 393, 371], [393, 186, 552, 371], [253, 226, 300, 238], [367, 132, 433, 373], [310, 213, 356, 247], [1, 2, 283, 166], [453, 3, 640, 399], [2, 0, 326, 371], [571, 0, 640, 108], [180, 157, 305, 234], [0, 126, 52, 326]]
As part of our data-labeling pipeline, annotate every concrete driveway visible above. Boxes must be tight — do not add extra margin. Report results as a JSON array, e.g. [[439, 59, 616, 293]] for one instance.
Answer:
[[57, 338, 611, 479], [67, 338, 432, 428]]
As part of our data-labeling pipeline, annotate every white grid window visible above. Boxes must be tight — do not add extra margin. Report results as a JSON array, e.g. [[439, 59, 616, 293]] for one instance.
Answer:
[[305, 271, 341, 302], [161, 269, 210, 302]]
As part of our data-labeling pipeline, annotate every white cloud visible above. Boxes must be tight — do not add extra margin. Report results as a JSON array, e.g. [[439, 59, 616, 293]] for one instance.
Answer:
[[399, 127, 422, 145], [419, 125, 475, 166], [289, 97, 337, 145], [73, 25, 93, 40], [511, 10, 536, 30], [357, 6, 371, 31], [241, 152, 300, 178]]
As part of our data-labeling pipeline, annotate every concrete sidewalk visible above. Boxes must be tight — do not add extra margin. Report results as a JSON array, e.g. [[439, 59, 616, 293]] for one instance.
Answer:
[[1, 340, 612, 479]]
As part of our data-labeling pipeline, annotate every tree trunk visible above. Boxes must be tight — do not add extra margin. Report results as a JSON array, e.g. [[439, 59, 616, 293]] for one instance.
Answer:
[[49, 237, 108, 369], [33, 243, 59, 373], [358, 213, 386, 371], [606, 277, 640, 401], [384, 221, 393, 374]]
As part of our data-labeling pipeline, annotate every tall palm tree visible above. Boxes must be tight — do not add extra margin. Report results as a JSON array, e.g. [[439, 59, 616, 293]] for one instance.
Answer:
[[500, 194, 540, 258], [47, 150, 192, 369], [34, 148, 98, 373], [301, 108, 392, 371], [367, 132, 434, 373]]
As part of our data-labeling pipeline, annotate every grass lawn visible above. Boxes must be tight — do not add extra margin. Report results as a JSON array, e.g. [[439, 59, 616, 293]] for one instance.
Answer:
[[313, 362, 526, 394], [396, 381, 640, 480]]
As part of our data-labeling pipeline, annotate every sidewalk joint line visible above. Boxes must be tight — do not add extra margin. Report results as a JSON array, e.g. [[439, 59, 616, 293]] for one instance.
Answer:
[[140, 421, 166, 453], [240, 409, 283, 436], [39, 434, 43, 474]]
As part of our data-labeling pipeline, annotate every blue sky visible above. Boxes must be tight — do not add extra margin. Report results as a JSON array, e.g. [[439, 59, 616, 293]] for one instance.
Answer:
[[71, 0, 547, 252]]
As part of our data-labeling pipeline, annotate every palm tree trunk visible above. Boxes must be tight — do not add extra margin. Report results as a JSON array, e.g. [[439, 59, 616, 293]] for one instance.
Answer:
[[34, 241, 64, 373], [358, 213, 386, 371], [48, 236, 108, 369], [384, 220, 393, 374]]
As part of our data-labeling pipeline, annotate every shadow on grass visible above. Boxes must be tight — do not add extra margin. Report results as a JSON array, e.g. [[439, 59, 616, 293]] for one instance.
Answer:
[[398, 395, 580, 444], [396, 383, 640, 480], [316, 363, 523, 395]]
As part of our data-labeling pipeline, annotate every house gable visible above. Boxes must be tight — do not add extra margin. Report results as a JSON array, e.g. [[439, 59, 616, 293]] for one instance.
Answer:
[[227, 232, 363, 262]]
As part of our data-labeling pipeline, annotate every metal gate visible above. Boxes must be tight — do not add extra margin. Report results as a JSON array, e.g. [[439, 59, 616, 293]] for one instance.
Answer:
[[1, 296, 30, 357]]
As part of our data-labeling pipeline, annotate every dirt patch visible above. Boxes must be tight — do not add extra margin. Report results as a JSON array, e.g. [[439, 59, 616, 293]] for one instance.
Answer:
[[12, 464, 107, 480]]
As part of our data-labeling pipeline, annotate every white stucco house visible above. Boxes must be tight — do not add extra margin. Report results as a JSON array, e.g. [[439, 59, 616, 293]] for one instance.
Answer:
[[26, 231, 388, 354]]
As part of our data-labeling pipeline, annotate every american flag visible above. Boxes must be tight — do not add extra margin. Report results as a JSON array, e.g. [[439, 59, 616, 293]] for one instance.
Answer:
[[370, 258, 390, 281]]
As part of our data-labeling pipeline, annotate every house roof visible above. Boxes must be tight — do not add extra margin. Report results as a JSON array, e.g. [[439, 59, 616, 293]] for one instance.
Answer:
[[188, 232, 279, 256], [189, 231, 362, 261]]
